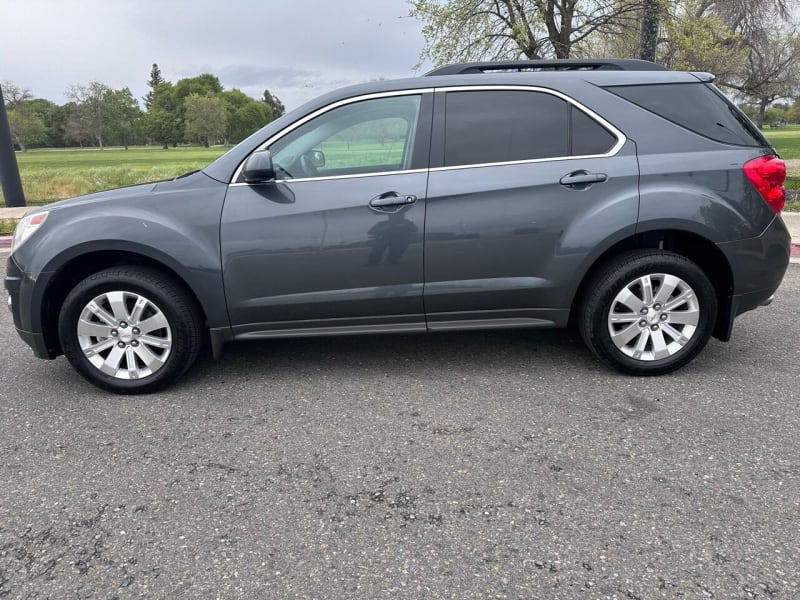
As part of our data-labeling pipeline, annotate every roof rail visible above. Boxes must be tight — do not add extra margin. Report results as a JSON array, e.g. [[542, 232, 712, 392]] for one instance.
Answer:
[[424, 59, 667, 76]]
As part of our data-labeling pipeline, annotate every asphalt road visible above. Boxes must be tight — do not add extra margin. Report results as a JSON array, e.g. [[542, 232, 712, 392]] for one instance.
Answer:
[[1, 265, 799, 599]]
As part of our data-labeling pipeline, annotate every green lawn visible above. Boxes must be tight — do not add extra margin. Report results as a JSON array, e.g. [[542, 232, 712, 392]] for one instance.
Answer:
[[764, 125, 800, 160], [0, 146, 228, 206]]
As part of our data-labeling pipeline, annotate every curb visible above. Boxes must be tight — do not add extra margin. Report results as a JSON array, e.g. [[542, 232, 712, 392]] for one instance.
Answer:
[[0, 235, 10, 249]]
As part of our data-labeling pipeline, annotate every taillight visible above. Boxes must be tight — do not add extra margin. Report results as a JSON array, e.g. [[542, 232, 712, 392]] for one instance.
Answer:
[[743, 154, 786, 214]]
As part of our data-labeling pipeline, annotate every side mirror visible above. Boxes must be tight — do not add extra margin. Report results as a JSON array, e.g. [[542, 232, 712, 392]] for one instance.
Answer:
[[242, 150, 275, 183], [308, 149, 326, 168]]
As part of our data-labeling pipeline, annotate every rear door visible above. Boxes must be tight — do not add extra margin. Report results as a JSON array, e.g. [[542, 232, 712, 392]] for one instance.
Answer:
[[423, 86, 640, 330]]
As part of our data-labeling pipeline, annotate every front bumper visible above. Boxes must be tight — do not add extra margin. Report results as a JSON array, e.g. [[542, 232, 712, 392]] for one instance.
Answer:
[[5, 255, 55, 360]]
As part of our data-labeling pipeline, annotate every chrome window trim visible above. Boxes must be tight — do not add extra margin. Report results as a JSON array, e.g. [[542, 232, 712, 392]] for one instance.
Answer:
[[229, 168, 428, 186], [231, 89, 434, 183], [230, 84, 626, 184]]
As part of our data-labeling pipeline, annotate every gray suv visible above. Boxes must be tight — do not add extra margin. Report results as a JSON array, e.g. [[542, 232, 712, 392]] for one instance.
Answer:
[[5, 59, 791, 393]]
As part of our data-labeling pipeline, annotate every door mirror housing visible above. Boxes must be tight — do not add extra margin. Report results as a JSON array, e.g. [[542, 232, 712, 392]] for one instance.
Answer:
[[242, 150, 275, 183]]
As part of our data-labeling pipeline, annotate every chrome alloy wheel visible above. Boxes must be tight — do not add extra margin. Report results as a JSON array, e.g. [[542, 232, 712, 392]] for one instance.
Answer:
[[76, 291, 172, 379], [607, 273, 700, 362]]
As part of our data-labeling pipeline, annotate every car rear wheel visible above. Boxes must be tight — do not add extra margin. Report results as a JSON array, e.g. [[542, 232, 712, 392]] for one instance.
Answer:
[[578, 250, 717, 375], [58, 266, 202, 394]]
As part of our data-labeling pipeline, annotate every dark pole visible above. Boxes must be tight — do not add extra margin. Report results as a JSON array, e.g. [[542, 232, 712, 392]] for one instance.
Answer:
[[0, 83, 26, 207]]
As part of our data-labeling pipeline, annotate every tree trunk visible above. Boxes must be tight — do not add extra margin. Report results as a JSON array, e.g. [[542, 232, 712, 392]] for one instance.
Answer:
[[162, 142, 168, 149], [757, 98, 769, 129], [639, 0, 661, 62]]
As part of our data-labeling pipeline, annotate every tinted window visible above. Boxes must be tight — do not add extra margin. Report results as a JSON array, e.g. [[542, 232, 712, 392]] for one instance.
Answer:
[[444, 91, 569, 167], [572, 108, 617, 155], [606, 83, 767, 147], [269, 95, 421, 178]]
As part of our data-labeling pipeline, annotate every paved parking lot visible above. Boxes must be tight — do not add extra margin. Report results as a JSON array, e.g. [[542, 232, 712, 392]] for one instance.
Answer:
[[1, 265, 798, 599]]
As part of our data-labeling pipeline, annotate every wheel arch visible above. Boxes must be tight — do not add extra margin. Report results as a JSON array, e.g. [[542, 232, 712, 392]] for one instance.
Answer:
[[37, 244, 220, 358], [570, 228, 735, 341]]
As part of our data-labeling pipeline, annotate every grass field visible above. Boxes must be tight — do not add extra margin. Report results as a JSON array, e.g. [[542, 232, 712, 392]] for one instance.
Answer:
[[0, 146, 228, 207], [764, 125, 800, 160]]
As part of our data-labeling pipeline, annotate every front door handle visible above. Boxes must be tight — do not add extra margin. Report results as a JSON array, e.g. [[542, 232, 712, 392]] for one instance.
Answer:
[[369, 192, 417, 209], [559, 171, 608, 189]]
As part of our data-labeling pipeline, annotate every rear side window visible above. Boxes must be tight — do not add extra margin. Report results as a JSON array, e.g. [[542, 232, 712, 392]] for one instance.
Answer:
[[606, 83, 767, 147], [443, 90, 617, 168]]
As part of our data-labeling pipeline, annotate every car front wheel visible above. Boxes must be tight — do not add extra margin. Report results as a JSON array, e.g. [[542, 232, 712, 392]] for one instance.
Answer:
[[58, 266, 202, 394], [579, 250, 717, 375]]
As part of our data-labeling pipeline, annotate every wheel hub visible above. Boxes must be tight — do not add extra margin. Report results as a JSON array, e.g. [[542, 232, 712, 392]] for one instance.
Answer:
[[607, 273, 700, 362], [76, 291, 173, 380]]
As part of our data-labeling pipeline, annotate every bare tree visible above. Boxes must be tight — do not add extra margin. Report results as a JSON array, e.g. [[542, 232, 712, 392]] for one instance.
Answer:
[[728, 31, 800, 127], [1, 81, 33, 107], [410, 0, 644, 64], [66, 82, 115, 150]]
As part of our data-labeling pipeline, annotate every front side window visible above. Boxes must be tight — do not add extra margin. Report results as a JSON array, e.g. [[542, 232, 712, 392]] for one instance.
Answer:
[[443, 90, 618, 168], [269, 95, 422, 179]]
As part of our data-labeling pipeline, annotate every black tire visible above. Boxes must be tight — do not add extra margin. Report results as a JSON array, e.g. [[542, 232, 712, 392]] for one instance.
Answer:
[[578, 250, 717, 375], [58, 266, 203, 394]]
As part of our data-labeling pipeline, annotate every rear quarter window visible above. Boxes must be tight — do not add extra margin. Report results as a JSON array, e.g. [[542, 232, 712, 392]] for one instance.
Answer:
[[606, 83, 768, 147]]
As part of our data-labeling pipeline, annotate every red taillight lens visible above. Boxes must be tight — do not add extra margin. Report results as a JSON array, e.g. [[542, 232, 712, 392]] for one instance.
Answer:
[[743, 155, 786, 214]]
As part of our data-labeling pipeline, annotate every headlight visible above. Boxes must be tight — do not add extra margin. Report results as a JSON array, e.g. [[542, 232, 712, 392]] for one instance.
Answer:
[[10, 211, 49, 254]]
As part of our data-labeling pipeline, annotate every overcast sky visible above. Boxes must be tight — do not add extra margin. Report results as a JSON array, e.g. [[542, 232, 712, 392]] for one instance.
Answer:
[[0, 0, 431, 111]]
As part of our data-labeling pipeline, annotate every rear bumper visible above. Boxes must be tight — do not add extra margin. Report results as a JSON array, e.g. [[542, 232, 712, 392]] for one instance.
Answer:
[[714, 214, 791, 340]]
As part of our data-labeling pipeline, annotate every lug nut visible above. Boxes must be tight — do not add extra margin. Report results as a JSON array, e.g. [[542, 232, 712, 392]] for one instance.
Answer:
[[653, 303, 661, 311], [117, 341, 126, 348], [110, 330, 118, 337], [640, 307, 648, 315], [639, 320, 647, 327], [132, 327, 140, 335], [131, 340, 139, 347], [660, 314, 668, 321], [119, 321, 128, 328], [650, 324, 659, 331]]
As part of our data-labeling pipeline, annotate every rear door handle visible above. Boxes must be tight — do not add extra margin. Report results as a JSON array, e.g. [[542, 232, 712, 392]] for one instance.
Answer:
[[559, 171, 608, 189], [369, 192, 417, 209]]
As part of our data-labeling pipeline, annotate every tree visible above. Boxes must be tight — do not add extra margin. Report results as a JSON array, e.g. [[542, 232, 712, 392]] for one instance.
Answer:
[[727, 31, 800, 127], [1, 81, 33, 106], [27, 98, 67, 148], [659, 3, 747, 83], [639, 0, 662, 61], [6, 107, 46, 151], [145, 82, 181, 149], [144, 63, 165, 109], [66, 81, 116, 149], [107, 87, 143, 149], [223, 89, 272, 144], [183, 93, 227, 147], [170, 74, 225, 145], [262, 89, 285, 119], [409, 0, 643, 63]]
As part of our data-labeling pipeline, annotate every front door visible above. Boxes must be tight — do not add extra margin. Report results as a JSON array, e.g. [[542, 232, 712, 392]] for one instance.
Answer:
[[221, 92, 432, 337]]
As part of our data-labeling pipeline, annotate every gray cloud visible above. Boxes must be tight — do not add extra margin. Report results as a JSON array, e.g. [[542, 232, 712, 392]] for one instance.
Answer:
[[0, 0, 430, 110]]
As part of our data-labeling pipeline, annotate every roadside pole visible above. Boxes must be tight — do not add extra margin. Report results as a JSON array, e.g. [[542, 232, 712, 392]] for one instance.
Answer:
[[0, 83, 26, 207]]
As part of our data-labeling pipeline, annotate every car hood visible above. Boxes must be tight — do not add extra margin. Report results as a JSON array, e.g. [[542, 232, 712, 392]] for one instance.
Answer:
[[37, 170, 213, 214]]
